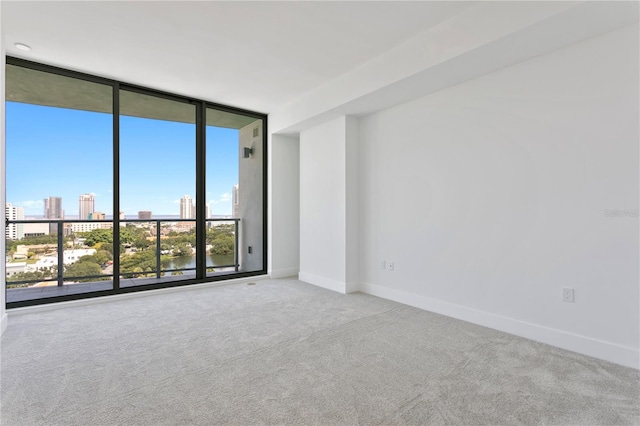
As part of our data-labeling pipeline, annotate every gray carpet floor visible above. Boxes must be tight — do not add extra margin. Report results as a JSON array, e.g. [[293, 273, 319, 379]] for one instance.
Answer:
[[1, 278, 638, 425]]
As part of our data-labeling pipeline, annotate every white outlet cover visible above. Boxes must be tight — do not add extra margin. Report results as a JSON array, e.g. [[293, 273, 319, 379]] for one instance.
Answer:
[[562, 288, 574, 302]]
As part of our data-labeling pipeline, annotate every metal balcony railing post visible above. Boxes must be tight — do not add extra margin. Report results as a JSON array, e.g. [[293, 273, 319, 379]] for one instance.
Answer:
[[234, 219, 239, 272], [57, 221, 64, 287], [156, 220, 161, 279]]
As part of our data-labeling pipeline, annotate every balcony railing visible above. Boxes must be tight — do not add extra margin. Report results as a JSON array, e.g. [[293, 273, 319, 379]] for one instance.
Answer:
[[5, 218, 240, 291]]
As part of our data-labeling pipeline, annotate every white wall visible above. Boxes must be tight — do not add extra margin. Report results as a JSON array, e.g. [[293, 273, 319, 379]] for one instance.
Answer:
[[345, 116, 359, 293], [1, 6, 7, 334], [268, 133, 300, 278], [269, 2, 638, 135], [299, 116, 359, 293], [299, 117, 347, 292], [357, 25, 639, 368]]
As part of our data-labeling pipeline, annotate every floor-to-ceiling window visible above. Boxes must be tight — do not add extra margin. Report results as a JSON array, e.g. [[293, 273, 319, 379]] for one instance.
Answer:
[[4, 58, 267, 307], [5, 62, 115, 302], [119, 89, 197, 287]]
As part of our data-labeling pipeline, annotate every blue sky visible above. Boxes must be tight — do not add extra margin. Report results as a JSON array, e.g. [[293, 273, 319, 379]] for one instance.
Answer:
[[6, 102, 239, 218]]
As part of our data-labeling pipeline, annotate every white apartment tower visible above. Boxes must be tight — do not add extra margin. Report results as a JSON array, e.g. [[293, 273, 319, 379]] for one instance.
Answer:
[[232, 184, 239, 218], [180, 195, 195, 219], [5, 203, 24, 240], [78, 193, 95, 220]]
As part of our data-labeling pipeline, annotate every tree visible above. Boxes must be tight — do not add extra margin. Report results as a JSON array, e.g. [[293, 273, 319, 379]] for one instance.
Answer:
[[210, 234, 234, 255], [64, 261, 103, 282], [101, 242, 115, 256], [92, 250, 112, 266], [172, 243, 193, 257], [84, 229, 113, 246], [5, 238, 14, 256], [120, 250, 158, 278], [133, 237, 152, 250], [19, 234, 58, 245], [40, 265, 57, 279], [206, 224, 236, 255], [120, 225, 149, 245], [205, 224, 235, 245], [77, 250, 112, 267], [6, 271, 45, 283], [162, 228, 196, 247]]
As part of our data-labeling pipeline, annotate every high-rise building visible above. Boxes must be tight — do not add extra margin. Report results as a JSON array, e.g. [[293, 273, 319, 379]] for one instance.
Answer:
[[44, 196, 64, 234], [44, 196, 63, 220], [5, 203, 24, 240], [138, 211, 152, 220], [78, 193, 95, 220], [180, 195, 195, 219], [232, 184, 239, 218]]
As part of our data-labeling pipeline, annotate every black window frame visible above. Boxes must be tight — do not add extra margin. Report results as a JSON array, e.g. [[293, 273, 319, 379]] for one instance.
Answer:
[[4, 56, 268, 308]]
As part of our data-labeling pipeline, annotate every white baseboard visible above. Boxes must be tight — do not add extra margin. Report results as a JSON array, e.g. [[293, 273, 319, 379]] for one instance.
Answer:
[[269, 267, 299, 279], [8, 275, 270, 317], [345, 281, 360, 294], [1, 313, 7, 335], [299, 272, 346, 294], [359, 282, 639, 370]]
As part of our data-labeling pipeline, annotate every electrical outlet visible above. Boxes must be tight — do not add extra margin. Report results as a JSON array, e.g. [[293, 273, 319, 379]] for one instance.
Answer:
[[248, 246, 252, 254], [380, 260, 386, 270], [389, 262, 395, 271], [562, 288, 574, 303]]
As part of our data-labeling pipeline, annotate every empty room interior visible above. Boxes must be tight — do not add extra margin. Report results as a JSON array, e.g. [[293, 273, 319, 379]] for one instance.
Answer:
[[1, 1, 639, 425]]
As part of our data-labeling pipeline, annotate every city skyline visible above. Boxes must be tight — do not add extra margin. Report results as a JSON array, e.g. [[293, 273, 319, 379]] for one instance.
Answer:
[[6, 101, 240, 217], [7, 188, 236, 220]]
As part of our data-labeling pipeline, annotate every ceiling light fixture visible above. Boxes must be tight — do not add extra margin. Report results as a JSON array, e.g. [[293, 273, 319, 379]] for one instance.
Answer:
[[14, 43, 31, 51]]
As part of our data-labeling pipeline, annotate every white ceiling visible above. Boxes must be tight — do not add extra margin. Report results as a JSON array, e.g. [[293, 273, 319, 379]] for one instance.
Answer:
[[1, 1, 474, 114]]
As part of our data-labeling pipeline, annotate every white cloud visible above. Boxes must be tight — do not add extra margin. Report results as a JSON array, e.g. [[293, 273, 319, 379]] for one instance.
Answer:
[[17, 200, 44, 208], [208, 193, 232, 205]]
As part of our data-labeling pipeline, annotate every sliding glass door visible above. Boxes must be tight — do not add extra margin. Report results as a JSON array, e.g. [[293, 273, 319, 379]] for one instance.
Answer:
[[119, 90, 196, 287], [4, 58, 267, 307], [5, 63, 114, 302]]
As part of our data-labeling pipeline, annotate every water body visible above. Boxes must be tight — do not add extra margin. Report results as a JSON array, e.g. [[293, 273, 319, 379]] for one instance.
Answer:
[[165, 253, 235, 271]]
